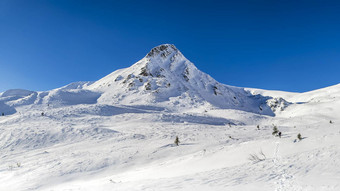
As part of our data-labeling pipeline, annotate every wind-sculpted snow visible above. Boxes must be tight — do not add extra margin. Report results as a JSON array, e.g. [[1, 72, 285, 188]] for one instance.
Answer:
[[1, 89, 35, 98], [7, 92, 38, 107], [90, 105, 148, 116], [0, 89, 37, 107], [123, 105, 165, 112], [159, 113, 240, 126], [0, 125, 119, 152], [0, 101, 16, 115], [46, 89, 101, 106], [59, 81, 94, 90]]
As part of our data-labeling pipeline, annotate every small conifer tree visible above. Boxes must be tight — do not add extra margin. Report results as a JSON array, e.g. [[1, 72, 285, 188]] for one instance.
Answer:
[[272, 126, 279, 136], [297, 133, 302, 141], [174, 136, 180, 146]]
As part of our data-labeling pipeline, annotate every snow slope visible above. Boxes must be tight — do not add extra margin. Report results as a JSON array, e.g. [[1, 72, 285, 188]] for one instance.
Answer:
[[0, 44, 339, 191]]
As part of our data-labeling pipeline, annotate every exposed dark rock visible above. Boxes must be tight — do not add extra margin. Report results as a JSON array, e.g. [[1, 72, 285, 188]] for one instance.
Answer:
[[145, 82, 151, 90], [140, 66, 149, 76], [213, 86, 218, 95]]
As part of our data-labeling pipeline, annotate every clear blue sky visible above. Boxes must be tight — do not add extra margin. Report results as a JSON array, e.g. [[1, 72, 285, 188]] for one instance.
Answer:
[[1, 0, 340, 93]]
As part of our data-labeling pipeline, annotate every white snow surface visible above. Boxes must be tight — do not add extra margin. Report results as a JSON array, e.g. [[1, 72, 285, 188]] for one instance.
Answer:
[[0, 44, 339, 191]]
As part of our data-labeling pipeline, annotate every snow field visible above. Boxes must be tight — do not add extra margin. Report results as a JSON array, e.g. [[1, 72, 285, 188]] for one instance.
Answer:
[[0, 44, 339, 190]]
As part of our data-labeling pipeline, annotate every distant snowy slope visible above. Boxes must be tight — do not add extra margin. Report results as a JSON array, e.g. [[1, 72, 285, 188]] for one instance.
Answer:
[[247, 83, 340, 122], [246, 83, 340, 103]]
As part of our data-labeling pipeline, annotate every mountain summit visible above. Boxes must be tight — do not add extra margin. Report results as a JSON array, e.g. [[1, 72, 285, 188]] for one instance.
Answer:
[[86, 44, 276, 114], [1, 44, 285, 115], [146, 44, 178, 58]]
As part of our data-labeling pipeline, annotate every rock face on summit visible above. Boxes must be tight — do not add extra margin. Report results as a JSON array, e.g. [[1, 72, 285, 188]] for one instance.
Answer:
[[86, 44, 275, 114]]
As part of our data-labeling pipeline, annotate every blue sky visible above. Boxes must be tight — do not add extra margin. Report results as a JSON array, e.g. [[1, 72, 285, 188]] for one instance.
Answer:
[[1, 0, 340, 93]]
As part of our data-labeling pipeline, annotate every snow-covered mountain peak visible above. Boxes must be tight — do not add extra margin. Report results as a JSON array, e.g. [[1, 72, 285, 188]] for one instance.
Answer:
[[0, 44, 284, 115], [131, 44, 196, 78], [146, 44, 178, 58], [88, 44, 199, 90], [85, 44, 275, 115]]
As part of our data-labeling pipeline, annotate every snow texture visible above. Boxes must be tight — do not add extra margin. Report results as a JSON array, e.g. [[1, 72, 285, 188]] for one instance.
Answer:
[[0, 44, 339, 191]]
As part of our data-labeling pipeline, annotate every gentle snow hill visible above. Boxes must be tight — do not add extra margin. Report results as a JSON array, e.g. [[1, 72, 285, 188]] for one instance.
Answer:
[[247, 83, 340, 103], [0, 44, 339, 191], [247, 83, 340, 122]]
